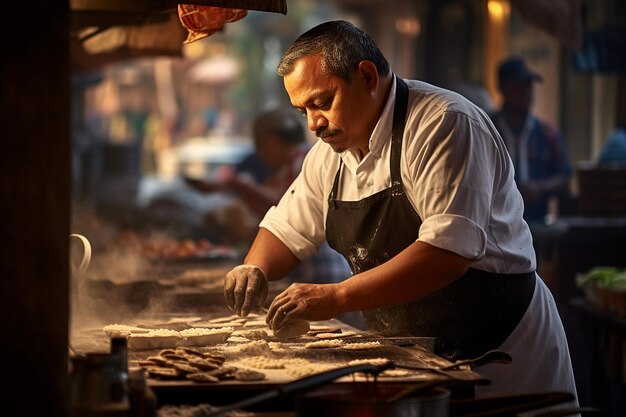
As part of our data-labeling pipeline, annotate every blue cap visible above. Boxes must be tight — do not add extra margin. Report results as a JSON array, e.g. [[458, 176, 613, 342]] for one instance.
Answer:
[[498, 57, 543, 84]]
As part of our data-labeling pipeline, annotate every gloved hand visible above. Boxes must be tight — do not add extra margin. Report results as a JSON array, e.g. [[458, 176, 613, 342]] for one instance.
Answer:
[[224, 264, 268, 317]]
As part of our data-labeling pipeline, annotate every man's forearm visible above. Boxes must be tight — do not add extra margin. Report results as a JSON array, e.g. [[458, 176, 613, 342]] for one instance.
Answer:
[[244, 227, 300, 281], [335, 241, 472, 313]]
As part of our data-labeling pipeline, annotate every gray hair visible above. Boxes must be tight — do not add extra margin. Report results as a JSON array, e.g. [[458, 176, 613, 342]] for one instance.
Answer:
[[276, 20, 390, 83]]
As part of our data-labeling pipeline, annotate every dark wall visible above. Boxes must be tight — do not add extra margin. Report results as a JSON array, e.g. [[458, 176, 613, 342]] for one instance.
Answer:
[[0, 2, 70, 417], [423, 0, 479, 88]]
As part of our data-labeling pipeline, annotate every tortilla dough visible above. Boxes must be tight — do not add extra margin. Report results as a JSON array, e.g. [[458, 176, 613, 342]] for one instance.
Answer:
[[177, 327, 233, 347], [341, 341, 382, 350], [304, 339, 345, 349], [316, 330, 358, 339], [127, 329, 181, 350], [273, 319, 310, 340]]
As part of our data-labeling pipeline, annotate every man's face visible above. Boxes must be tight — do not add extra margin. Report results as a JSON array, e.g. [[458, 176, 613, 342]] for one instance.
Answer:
[[283, 53, 377, 154]]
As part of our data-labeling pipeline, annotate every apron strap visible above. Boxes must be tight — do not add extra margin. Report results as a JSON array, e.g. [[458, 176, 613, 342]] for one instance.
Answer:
[[391, 77, 409, 184]]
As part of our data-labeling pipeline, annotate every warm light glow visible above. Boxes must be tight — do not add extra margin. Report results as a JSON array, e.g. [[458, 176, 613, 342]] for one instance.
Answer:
[[487, 0, 510, 21], [395, 17, 421, 37]]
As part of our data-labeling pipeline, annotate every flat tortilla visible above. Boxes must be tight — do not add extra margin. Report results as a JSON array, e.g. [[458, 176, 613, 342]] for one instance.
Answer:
[[273, 319, 310, 340], [304, 339, 345, 349], [341, 341, 382, 350], [315, 331, 358, 339]]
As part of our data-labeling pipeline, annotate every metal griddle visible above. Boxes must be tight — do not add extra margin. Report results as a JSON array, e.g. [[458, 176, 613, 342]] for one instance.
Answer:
[[70, 314, 489, 409]]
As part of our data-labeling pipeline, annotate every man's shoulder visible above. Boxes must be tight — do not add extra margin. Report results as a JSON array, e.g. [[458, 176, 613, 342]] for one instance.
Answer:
[[404, 79, 490, 122]]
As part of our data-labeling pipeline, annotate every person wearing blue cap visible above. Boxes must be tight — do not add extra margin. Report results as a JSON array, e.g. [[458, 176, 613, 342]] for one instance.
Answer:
[[491, 57, 572, 223]]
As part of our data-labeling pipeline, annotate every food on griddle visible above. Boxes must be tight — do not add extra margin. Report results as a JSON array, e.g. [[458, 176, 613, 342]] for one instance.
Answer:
[[227, 336, 249, 343], [341, 341, 382, 350], [234, 368, 266, 381], [186, 372, 219, 382], [232, 329, 269, 340], [137, 349, 241, 383], [145, 366, 179, 379], [236, 355, 287, 369], [176, 346, 205, 358], [103, 324, 150, 338], [236, 340, 272, 355], [206, 366, 238, 380], [208, 315, 244, 324], [348, 358, 391, 366], [243, 319, 268, 327], [308, 325, 342, 334], [164, 316, 203, 325], [146, 355, 169, 366], [381, 369, 411, 377], [196, 318, 248, 329], [203, 352, 226, 363], [161, 353, 188, 362], [171, 362, 202, 374], [128, 329, 181, 350], [315, 330, 358, 339], [267, 341, 290, 353], [235, 356, 310, 371], [113, 232, 230, 261], [178, 327, 233, 346], [346, 358, 411, 379], [304, 339, 345, 349], [187, 357, 220, 371], [132, 360, 155, 367], [273, 319, 310, 340], [285, 363, 338, 378]]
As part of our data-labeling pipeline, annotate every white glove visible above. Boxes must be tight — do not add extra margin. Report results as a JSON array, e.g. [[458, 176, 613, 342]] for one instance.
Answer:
[[224, 264, 268, 317]]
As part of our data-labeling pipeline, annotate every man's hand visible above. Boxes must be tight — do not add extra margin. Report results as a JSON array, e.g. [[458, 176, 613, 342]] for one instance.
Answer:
[[224, 265, 268, 317], [266, 283, 341, 330]]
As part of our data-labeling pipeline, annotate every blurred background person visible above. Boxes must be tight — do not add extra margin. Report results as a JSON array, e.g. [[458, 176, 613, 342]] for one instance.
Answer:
[[491, 57, 573, 223], [597, 100, 626, 165], [192, 107, 353, 287], [447, 67, 495, 115]]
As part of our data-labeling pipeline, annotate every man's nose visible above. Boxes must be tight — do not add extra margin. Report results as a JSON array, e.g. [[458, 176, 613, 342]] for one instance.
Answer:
[[307, 111, 326, 131]]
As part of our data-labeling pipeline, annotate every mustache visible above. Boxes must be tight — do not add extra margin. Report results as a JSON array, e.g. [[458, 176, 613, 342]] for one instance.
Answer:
[[316, 127, 341, 138]]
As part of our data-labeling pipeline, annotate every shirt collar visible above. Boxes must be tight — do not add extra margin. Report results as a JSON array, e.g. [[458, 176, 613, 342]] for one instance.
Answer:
[[367, 74, 397, 158], [341, 74, 396, 162]]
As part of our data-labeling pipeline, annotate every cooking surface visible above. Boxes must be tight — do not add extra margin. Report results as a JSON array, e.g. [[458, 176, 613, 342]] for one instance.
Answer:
[[71, 313, 488, 394], [71, 248, 489, 409]]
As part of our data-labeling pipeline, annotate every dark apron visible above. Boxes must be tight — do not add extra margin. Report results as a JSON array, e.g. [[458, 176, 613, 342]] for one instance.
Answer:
[[325, 77, 535, 360]]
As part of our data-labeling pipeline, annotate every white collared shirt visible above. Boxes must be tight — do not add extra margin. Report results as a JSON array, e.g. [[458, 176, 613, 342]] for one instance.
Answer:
[[260, 77, 536, 274]]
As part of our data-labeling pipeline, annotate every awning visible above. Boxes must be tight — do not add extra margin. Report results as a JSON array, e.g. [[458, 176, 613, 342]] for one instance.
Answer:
[[509, 0, 582, 50], [71, 0, 287, 71]]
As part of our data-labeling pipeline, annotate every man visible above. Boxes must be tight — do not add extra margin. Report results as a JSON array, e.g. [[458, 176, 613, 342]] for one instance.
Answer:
[[224, 20, 578, 400], [491, 57, 572, 222]]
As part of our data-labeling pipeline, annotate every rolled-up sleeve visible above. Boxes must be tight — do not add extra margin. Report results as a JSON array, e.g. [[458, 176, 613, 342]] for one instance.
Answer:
[[418, 214, 487, 260], [260, 205, 319, 260], [403, 104, 501, 262]]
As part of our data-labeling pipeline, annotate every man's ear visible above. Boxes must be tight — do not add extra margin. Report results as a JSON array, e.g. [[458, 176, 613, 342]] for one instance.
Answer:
[[357, 60, 379, 93]]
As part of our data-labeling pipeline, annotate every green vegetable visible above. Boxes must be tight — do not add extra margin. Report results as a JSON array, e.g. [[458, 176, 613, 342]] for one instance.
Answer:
[[576, 266, 626, 288]]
